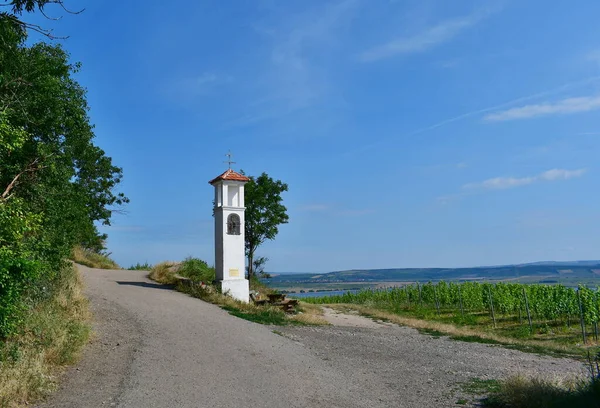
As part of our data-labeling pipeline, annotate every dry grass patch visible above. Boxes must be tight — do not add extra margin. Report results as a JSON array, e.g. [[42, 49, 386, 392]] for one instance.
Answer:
[[288, 302, 329, 325], [0, 265, 91, 407], [148, 261, 179, 285], [326, 304, 582, 358], [482, 374, 599, 408], [71, 246, 120, 270]]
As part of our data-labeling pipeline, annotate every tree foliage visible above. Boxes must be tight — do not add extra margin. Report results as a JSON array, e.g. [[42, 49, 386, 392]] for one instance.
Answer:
[[1, 1, 82, 39], [243, 173, 288, 279], [0, 13, 126, 337]]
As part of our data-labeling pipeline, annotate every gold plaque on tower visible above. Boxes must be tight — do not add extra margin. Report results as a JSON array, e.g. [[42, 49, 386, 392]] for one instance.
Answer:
[[229, 268, 239, 278]]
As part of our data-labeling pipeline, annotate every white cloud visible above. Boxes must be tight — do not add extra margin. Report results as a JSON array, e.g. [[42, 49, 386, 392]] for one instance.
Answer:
[[300, 204, 330, 212], [464, 176, 534, 190], [464, 168, 586, 190], [483, 96, 600, 122], [538, 168, 586, 181], [359, 6, 499, 62]]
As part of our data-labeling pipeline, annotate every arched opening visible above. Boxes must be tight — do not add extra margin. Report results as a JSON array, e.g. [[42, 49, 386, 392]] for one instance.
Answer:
[[227, 214, 241, 235]]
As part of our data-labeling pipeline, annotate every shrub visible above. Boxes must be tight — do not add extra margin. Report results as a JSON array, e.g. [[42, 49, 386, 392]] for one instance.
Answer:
[[177, 257, 215, 283], [128, 262, 153, 270]]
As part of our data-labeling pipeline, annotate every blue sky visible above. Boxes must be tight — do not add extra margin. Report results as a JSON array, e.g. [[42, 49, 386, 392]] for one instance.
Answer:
[[30, 0, 600, 271]]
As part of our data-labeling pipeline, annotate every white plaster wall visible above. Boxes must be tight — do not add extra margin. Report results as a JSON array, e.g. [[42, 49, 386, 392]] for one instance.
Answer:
[[228, 187, 239, 207], [220, 207, 245, 280], [214, 211, 223, 281], [219, 279, 249, 303], [212, 180, 247, 283]]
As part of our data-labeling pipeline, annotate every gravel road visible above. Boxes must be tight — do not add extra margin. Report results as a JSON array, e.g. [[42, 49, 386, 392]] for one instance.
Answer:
[[37, 266, 586, 408]]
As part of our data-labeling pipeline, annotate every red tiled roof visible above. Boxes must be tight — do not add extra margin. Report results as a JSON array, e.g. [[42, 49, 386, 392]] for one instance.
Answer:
[[209, 169, 250, 184]]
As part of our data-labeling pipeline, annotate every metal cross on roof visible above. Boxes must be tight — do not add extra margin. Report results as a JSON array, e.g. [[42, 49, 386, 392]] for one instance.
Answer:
[[224, 151, 236, 169]]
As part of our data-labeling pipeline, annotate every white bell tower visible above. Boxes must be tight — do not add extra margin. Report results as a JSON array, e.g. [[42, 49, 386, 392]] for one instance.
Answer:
[[209, 159, 250, 303]]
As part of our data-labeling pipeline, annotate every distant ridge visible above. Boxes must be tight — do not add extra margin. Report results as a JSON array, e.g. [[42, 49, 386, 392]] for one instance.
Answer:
[[515, 260, 600, 267], [268, 261, 600, 286]]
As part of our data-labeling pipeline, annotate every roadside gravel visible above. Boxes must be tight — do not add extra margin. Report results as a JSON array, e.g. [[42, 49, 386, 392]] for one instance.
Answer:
[[278, 310, 587, 407]]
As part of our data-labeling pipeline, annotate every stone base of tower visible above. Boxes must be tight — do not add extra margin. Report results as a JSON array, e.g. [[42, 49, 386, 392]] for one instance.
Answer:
[[217, 279, 249, 303]]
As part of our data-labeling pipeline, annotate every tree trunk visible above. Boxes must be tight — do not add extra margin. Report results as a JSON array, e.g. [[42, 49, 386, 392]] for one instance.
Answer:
[[247, 251, 254, 280]]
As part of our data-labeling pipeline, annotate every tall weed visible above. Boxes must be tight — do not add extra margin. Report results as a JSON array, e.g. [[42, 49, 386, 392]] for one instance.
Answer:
[[0, 265, 90, 407]]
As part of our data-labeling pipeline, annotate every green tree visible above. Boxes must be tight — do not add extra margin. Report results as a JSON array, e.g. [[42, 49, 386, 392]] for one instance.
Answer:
[[0, 15, 127, 337], [244, 173, 288, 279], [2, 1, 82, 39], [252, 256, 271, 279]]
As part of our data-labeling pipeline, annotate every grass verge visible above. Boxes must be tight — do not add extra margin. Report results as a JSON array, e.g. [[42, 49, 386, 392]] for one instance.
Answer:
[[458, 375, 600, 408], [148, 259, 328, 326], [71, 246, 120, 269], [327, 304, 584, 359], [0, 264, 91, 407]]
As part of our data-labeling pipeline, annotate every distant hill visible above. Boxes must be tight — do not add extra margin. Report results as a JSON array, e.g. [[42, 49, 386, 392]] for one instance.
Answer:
[[267, 261, 600, 286]]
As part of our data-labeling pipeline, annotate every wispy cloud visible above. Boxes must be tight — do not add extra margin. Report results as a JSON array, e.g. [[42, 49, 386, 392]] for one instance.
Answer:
[[464, 169, 586, 190], [193, 73, 219, 85], [165, 72, 232, 100], [338, 209, 374, 216], [300, 204, 330, 212], [359, 6, 500, 62], [408, 77, 600, 135], [299, 203, 372, 216], [232, 0, 358, 127], [587, 49, 600, 66], [344, 75, 600, 157], [484, 96, 600, 122]]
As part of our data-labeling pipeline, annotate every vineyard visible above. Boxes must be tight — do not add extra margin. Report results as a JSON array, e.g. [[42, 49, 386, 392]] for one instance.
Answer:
[[303, 281, 600, 346]]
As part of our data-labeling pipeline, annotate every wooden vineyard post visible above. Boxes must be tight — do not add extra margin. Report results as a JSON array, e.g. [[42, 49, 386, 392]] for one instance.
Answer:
[[458, 285, 465, 318], [578, 288, 587, 345], [518, 299, 523, 325], [594, 292, 599, 342], [405, 285, 411, 309], [417, 282, 423, 308], [522, 287, 533, 333], [488, 286, 496, 329], [433, 285, 441, 316]]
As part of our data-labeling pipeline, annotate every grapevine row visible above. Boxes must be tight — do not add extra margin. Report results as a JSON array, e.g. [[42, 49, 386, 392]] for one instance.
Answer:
[[304, 281, 600, 334]]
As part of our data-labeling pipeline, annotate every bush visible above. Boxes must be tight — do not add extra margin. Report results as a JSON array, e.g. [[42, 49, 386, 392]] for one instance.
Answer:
[[0, 198, 45, 338], [128, 262, 153, 270], [177, 257, 215, 283]]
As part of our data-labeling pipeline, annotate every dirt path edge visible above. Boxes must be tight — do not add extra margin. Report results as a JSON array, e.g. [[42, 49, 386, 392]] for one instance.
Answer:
[[35, 272, 143, 408]]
